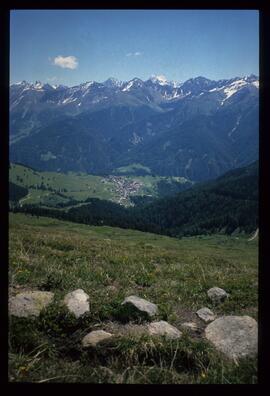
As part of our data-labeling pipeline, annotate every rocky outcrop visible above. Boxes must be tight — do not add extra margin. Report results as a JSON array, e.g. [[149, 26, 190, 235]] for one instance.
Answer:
[[196, 307, 216, 323], [205, 315, 258, 360], [9, 291, 54, 317], [63, 289, 90, 318], [121, 295, 158, 318], [207, 287, 229, 304], [147, 321, 182, 339]]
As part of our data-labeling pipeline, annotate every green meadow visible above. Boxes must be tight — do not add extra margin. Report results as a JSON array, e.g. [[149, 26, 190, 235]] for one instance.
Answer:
[[9, 213, 258, 383], [9, 163, 190, 208]]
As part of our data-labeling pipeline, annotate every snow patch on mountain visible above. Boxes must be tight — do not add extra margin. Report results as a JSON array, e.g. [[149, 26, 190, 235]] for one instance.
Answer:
[[252, 81, 259, 88], [103, 77, 123, 88], [130, 132, 143, 145], [34, 81, 45, 90], [122, 81, 134, 92], [83, 81, 94, 89], [62, 97, 78, 105], [150, 75, 168, 86], [209, 87, 218, 92], [223, 79, 247, 100], [228, 115, 242, 138]]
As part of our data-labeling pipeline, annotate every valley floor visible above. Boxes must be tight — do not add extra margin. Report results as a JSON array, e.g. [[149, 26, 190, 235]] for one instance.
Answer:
[[8, 213, 258, 383]]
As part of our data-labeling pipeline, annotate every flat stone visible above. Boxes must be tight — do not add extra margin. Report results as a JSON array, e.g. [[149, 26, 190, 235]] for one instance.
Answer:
[[181, 322, 200, 333], [121, 295, 158, 317], [9, 291, 54, 317], [82, 330, 113, 347], [207, 287, 229, 304], [147, 321, 182, 339], [63, 289, 89, 318], [205, 316, 258, 360], [196, 307, 216, 323]]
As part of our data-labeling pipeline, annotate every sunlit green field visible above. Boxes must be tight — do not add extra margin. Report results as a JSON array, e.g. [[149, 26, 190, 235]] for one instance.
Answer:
[[10, 163, 191, 207]]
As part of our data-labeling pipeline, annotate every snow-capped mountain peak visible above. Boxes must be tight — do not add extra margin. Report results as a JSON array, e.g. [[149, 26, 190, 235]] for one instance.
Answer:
[[171, 80, 183, 88], [103, 77, 123, 88], [13, 81, 26, 86], [122, 78, 144, 92], [34, 81, 45, 90], [243, 74, 258, 83], [51, 84, 68, 90], [149, 75, 169, 86], [216, 76, 258, 105], [10, 74, 259, 113], [81, 81, 94, 89]]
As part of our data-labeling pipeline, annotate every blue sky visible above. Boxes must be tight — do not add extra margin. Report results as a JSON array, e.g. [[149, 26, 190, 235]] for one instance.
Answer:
[[10, 9, 259, 86]]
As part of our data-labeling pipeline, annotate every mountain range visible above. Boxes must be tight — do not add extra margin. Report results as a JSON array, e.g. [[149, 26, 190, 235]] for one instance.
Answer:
[[9, 74, 259, 181]]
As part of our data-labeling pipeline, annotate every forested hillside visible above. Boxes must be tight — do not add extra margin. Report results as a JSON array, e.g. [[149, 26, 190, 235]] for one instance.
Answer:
[[9, 182, 28, 203]]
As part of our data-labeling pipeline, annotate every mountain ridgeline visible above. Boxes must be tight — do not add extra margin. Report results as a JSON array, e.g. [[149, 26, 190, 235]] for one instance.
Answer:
[[10, 75, 258, 182], [14, 161, 258, 237]]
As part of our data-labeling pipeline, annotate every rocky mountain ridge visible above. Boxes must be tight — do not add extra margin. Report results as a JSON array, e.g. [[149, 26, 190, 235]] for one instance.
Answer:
[[10, 74, 259, 181]]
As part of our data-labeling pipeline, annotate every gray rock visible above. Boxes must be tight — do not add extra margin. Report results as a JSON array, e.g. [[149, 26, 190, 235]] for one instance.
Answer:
[[9, 291, 54, 317], [82, 330, 113, 347], [205, 316, 258, 360], [121, 295, 158, 317], [147, 321, 182, 339], [196, 307, 216, 323], [207, 287, 229, 304], [181, 322, 200, 333], [63, 289, 89, 318]]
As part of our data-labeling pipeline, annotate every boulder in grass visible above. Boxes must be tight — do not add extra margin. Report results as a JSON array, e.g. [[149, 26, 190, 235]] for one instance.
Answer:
[[196, 307, 216, 323], [207, 287, 229, 304], [205, 316, 258, 360], [9, 291, 54, 317], [121, 295, 158, 319], [63, 289, 89, 318], [82, 330, 113, 347], [147, 321, 182, 339]]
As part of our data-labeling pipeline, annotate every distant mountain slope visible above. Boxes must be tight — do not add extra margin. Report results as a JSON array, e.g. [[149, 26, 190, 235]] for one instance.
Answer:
[[10, 75, 259, 181], [15, 161, 258, 236]]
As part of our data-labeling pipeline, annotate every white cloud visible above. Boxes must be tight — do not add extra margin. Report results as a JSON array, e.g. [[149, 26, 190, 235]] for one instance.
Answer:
[[53, 55, 78, 69], [126, 51, 142, 57]]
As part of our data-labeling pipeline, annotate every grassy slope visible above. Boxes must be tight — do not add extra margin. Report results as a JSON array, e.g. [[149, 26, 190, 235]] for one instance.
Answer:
[[9, 163, 118, 203], [9, 163, 190, 207], [9, 213, 258, 384]]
